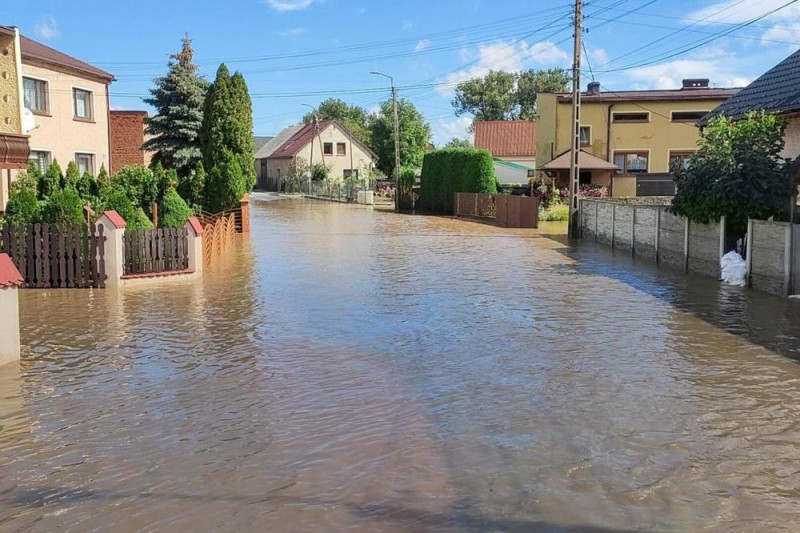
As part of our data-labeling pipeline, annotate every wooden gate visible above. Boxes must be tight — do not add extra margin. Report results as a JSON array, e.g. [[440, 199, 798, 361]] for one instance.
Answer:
[[123, 228, 189, 275], [0, 223, 106, 288]]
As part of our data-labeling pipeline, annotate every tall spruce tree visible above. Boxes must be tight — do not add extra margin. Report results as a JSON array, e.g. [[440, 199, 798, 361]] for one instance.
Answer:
[[143, 35, 208, 177], [200, 64, 255, 210]]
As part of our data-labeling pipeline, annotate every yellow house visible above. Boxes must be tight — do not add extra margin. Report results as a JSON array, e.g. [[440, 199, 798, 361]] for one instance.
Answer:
[[536, 79, 739, 196], [0, 25, 30, 212]]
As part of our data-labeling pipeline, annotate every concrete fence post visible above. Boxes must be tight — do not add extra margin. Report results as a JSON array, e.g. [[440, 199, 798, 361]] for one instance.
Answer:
[[184, 217, 204, 276], [631, 205, 636, 257], [784, 223, 792, 297], [611, 204, 616, 249], [655, 208, 661, 265], [239, 194, 251, 233], [594, 201, 598, 242], [0, 253, 23, 367], [96, 211, 126, 288], [719, 215, 726, 266], [683, 217, 690, 273], [746, 218, 754, 288]]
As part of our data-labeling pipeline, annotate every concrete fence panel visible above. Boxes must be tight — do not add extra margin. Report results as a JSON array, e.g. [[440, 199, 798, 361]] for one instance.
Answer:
[[596, 202, 615, 246], [750, 220, 790, 296], [612, 205, 634, 251], [657, 210, 686, 269], [688, 220, 721, 277], [633, 206, 658, 259]]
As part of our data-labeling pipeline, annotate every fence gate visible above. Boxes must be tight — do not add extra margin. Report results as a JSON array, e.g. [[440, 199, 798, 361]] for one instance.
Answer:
[[123, 228, 189, 275], [0, 223, 106, 288]]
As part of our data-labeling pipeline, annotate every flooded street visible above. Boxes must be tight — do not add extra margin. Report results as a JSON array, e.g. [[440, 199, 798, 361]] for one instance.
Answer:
[[4, 197, 800, 531]]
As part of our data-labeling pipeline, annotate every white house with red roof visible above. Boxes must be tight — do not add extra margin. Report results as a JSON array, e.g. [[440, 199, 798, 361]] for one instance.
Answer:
[[254, 120, 377, 192]]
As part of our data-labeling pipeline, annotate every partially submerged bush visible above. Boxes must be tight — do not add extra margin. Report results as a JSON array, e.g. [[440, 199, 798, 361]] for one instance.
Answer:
[[419, 147, 496, 213], [159, 190, 193, 228], [539, 203, 569, 222]]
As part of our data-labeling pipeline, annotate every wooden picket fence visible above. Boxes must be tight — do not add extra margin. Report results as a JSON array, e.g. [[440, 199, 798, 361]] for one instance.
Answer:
[[202, 212, 236, 266], [0, 223, 106, 288], [123, 228, 190, 275]]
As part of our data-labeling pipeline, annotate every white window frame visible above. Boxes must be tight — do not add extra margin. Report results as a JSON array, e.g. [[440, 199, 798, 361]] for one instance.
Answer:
[[28, 149, 53, 172], [579, 125, 592, 146], [74, 152, 96, 175], [613, 149, 650, 175], [72, 86, 94, 121], [22, 75, 50, 115]]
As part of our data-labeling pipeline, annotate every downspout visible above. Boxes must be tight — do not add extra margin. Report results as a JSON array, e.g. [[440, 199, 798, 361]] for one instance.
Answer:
[[606, 103, 614, 196]]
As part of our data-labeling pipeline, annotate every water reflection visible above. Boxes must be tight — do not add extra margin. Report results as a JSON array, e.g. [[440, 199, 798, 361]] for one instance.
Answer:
[[1, 197, 800, 531]]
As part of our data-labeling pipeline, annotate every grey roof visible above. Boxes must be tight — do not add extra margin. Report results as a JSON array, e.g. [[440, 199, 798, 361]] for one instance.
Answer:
[[254, 136, 273, 154], [702, 49, 800, 125], [255, 125, 304, 159]]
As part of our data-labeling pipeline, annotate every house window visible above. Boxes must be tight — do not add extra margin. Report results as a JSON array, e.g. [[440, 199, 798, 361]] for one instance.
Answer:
[[75, 153, 95, 175], [612, 112, 649, 123], [29, 150, 51, 172], [669, 150, 696, 172], [527, 169, 535, 178], [337, 142, 346, 156], [73, 88, 93, 120], [23, 77, 48, 114], [323, 142, 333, 155], [579, 126, 591, 146], [613, 151, 649, 175], [343, 169, 359, 179], [671, 111, 708, 123]]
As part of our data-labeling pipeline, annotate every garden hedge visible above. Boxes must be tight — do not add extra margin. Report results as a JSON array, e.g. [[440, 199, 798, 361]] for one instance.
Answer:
[[418, 147, 497, 213]]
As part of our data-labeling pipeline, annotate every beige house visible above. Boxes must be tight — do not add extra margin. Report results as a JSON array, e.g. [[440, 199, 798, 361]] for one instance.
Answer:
[[18, 33, 114, 182], [255, 120, 377, 191]]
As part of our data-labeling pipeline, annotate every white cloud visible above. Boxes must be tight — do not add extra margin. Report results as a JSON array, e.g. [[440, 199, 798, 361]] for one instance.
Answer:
[[586, 47, 609, 67], [762, 22, 800, 48], [279, 27, 307, 37], [34, 16, 59, 40], [264, 0, 321, 12], [437, 39, 570, 96], [689, 0, 800, 24], [414, 39, 430, 52], [627, 58, 750, 89], [434, 117, 473, 146]]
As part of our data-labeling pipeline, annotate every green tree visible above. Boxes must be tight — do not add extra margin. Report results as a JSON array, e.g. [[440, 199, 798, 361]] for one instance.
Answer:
[[63, 161, 81, 189], [96, 164, 111, 197], [177, 161, 205, 212], [111, 166, 158, 214], [143, 35, 209, 177], [39, 160, 63, 200], [4, 188, 40, 225], [672, 112, 792, 238], [76, 172, 98, 200], [159, 189, 194, 228], [444, 137, 472, 148], [452, 68, 570, 121], [41, 188, 84, 224], [11, 165, 38, 197], [203, 149, 247, 213], [370, 98, 431, 178], [303, 98, 371, 145]]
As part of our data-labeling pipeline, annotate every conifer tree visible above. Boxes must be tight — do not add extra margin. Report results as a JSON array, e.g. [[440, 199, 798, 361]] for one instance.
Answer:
[[63, 161, 81, 189], [143, 35, 208, 177]]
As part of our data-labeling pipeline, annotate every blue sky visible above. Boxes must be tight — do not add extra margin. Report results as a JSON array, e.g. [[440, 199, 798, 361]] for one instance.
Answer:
[[6, 0, 800, 144]]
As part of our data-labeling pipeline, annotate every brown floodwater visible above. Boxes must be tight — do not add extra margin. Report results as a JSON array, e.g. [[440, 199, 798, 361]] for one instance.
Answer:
[[3, 196, 800, 532]]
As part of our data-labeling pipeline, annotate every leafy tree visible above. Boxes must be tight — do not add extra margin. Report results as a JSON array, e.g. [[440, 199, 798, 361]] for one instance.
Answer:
[[159, 189, 194, 228], [39, 160, 63, 200], [4, 188, 40, 225], [177, 162, 205, 212], [203, 149, 247, 213], [282, 157, 309, 193], [63, 161, 81, 189], [112, 166, 158, 213], [102, 189, 137, 224], [152, 162, 179, 205], [76, 172, 98, 201], [303, 98, 370, 144], [41, 188, 84, 224], [11, 166, 38, 197], [130, 207, 154, 230], [96, 164, 111, 198], [143, 35, 209, 177], [672, 112, 792, 238], [444, 137, 472, 148], [452, 68, 569, 121], [311, 161, 329, 181], [200, 64, 256, 208], [370, 98, 431, 178]]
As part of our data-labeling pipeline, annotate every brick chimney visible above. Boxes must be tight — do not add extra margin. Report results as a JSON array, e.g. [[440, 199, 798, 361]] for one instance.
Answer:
[[682, 78, 709, 89], [587, 81, 601, 94]]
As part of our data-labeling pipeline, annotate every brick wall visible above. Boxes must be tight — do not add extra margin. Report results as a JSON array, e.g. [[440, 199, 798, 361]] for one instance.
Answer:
[[109, 111, 150, 173]]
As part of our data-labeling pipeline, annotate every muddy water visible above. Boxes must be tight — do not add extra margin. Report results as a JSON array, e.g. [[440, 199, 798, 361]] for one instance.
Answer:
[[3, 197, 800, 531]]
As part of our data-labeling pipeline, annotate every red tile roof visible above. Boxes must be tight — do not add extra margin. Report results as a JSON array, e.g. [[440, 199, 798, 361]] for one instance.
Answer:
[[20, 35, 114, 83], [102, 210, 127, 229], [269, 120, 378, 160], [474, 121, 536, 157], [0, 254, 23, 288], [187, 217, 204, 236]]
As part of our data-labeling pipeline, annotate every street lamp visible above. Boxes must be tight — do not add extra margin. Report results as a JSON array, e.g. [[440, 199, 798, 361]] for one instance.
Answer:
[[302, 103, 318, 197], [370, 71, 401, 212]]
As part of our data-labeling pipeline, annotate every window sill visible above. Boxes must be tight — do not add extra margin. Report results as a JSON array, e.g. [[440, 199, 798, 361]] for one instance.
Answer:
[[31, 110, 51, 117], [73, 117, 96, 124]]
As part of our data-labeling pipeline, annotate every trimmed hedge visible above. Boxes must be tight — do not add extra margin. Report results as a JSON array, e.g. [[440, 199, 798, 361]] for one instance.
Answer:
[[418, 147, 496, 213], [159, 190, 193, 228]]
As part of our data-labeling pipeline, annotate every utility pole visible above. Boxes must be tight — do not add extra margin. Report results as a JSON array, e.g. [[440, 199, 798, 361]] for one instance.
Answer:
[[371, 71, 401, 212], [567, 0, 583, 240]]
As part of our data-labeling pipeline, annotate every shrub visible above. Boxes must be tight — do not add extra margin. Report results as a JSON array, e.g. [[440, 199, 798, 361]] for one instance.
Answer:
[[204, 149, 247, 212], [39, 160, 63, 200], [177, 162, 205, 212], [63, 161, 81, 189], [102, 189, 137, 224], [76, 171, 98, 201], [4, 188, 41, 225], [41, 188, 84, 224], [10, 169, 38, 197], [311, 161, 329, 181], [129, 207, 154, 230], [159, 190, 193, 228], [96, 164, 111, 197], [419, 147, 496, 213], [539, 203, 569, 222], [112, 166, 158, 212]]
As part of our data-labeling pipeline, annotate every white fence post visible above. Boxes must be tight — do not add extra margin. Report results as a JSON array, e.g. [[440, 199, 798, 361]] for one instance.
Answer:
[[184, 217, 204, 276], [96, 211, 126, 288], [0, 254, 22, 367]]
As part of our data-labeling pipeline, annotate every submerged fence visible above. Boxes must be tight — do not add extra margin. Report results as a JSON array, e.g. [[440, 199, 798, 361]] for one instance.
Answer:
[[455, 193, 538, 228], [123, 228, 190, 275], [201, 212, 236, 266], [0, 223, 106, 288]]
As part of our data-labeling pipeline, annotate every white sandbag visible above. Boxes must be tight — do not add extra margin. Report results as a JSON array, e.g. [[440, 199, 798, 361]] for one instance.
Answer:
[[720, 251, 747, 286]]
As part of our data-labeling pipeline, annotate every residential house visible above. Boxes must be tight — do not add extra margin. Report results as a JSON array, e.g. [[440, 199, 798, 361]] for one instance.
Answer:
[[255, 120, 377, 191], [536, 79, 739, 195], [109, 110, 154, 173], [0, 25, 30, 212], [18, 32, 114, 183], [252, 135, 272, 184], [473, 120, 536, 185], [701, 48, 800, 162]]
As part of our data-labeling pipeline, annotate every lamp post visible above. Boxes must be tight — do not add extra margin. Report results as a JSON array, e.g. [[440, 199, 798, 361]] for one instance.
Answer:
[[370, 71, 400, 212], [302, 103, 318, 197]]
